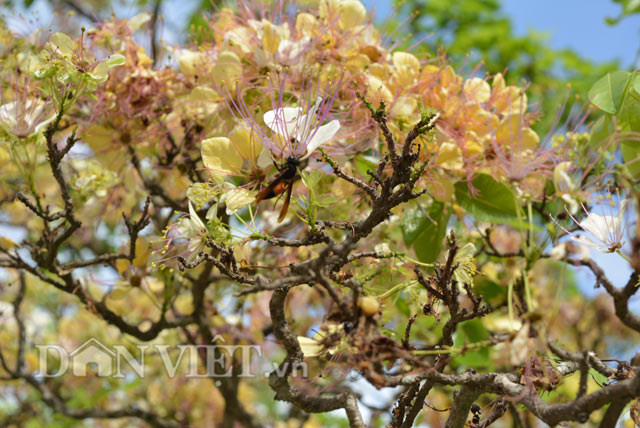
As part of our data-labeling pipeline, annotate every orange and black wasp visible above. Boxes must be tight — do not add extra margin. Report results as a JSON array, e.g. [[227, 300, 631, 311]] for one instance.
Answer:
[[254, 155, 304, 222], [225, 72, 343, 222]]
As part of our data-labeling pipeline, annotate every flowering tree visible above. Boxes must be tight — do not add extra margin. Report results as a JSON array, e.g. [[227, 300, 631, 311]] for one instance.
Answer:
[[1, 1, 639, 427]]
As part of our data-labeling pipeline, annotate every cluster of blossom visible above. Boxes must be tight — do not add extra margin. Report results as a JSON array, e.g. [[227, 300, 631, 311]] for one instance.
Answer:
[[151, 1, 552, 257], [0, 0, 619, 261], [0, 0, 625, 264], [0, 2, 636, 426]]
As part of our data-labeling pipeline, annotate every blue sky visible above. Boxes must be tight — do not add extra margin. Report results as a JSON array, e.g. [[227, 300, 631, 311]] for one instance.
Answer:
[[364, 0, 639, 67], [6, 0, 637, 67]]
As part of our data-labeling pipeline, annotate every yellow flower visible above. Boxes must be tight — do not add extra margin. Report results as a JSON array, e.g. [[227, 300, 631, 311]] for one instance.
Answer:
[[177, 49, 208, 76], [463, 77, 491, 103], [296, 13, 316, 37], [365, 75, 393, 104], [229, 126, 270, 167], [202, 137, 245, 176], [435, 142, 463, 170], [88, 54, 126, 83], [261, 21, 282, 54], [492, 73, 528, 115], [463, 131, 485, 157], [49, 32, 75, 58], [495, 115, 539, 149], [392, 51, 420, 87], [212, 51, 242, 90], [319, 0, 367, 31], [338, 0, 367, 30]]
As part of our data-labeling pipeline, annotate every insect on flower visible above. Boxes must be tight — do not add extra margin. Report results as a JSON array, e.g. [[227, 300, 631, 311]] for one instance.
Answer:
[[226, 71, 342, 221]]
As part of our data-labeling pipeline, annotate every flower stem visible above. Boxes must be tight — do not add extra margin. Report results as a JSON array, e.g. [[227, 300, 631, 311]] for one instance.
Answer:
[[376, 280, 416, 300], [412, 339, 493, 356], [615, 249, 632, 265]]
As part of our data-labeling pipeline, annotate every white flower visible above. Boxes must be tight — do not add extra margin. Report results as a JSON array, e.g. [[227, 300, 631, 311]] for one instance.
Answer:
[[263, 97, 340, 159], [0, 99, 55, 138], [177, 202, 207, 238], [561, 194, 579, 216], [570, 199, 629, 253], [554, 162, 579, 214], [220, 188, 256, 215], [176, 202, 209, 256], [276, 37, 311, 65]]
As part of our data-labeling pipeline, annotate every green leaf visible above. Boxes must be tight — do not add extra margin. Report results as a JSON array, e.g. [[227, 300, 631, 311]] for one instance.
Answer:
[[354, 155, 378, 177], [633, 73, 640, 94], [401, 201, 449, 263], [588, 115, 616, 150], [618, 89, 640, 132], [589, 367, 609, 387], [621, 142, 640, 177], [454, 174, 519, 223], [616, 90, 640, 177], [588, 71, 632, 114], [452, 319, 492, 369], [474, 280, 506, 305], [606, 0, 640, 24]]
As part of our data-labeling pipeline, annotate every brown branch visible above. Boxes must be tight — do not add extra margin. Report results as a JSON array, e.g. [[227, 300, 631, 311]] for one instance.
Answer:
[[61, 0, 99, 21], [150, 0, 163, 65], [268, 287, 365, 427], [444, 384, 481, 428], [476, 398, 508, 428], [399, 381, 434, 428], [569, 259, 640, 332]]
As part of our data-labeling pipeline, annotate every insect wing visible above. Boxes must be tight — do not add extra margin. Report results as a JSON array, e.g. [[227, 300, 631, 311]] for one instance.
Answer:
[[277, 180, 294, 222], [255, 170, 287, 204]]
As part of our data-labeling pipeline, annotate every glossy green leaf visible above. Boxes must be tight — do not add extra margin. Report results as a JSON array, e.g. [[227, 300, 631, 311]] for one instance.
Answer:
[[633, 73, 640, 95], [454, 174, 519, 223], [588, 71, 631, 114], [616, 90, 640, 177], [618, 89, 640, 132], [401, 201, 449, 263], [621, 142, 640, 177], [588, 115, 616, 150]]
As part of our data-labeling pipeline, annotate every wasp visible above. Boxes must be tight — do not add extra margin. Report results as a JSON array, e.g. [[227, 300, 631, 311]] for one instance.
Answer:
[[254, 155, 303, 222]]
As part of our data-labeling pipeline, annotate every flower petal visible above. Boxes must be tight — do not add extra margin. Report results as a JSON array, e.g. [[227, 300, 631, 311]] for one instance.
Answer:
[[302, 119, 340, 158], [221, 188, 256, 214], [616, 199, 630, 236], [579, 213, 611, 243], [263, 106, 302, 137], [571, 235, 605, 252], [201, 137, 244, 175], [188, 202, 207, 231], [298, 336, 322, 357]]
